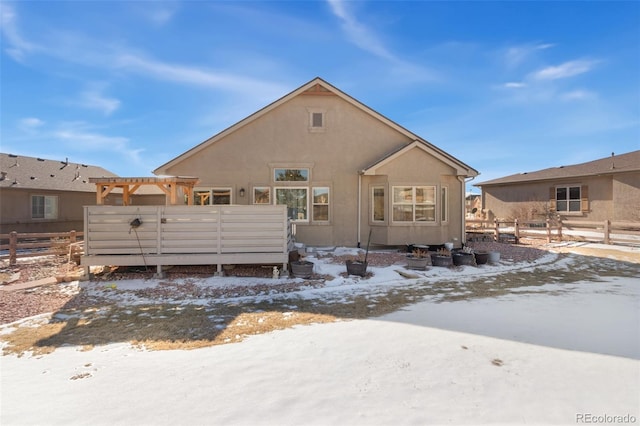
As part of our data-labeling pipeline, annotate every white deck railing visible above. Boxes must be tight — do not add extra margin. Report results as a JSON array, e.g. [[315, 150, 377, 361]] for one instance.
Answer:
[[82, 205, 293, 276]]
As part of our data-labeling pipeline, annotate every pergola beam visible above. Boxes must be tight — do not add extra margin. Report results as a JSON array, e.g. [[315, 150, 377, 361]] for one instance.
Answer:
[[89, 176, 200, 206]]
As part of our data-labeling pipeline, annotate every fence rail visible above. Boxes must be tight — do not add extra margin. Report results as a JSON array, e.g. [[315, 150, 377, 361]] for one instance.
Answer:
[[0, 230, 84, 265], [466, 218, 640, 246]]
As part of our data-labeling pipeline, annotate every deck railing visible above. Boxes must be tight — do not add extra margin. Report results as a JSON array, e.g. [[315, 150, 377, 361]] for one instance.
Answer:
[[81, 205, 293, 276]]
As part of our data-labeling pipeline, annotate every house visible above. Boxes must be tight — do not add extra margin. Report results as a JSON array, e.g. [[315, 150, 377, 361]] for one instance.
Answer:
[[474, 150, 640, 222], [0, 153, 165, 234], [153, 77, 478, 248], [465, 193, 482, 219]]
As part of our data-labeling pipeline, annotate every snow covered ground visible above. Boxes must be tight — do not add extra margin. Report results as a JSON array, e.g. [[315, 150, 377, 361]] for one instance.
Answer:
[[1, 243, 639, 425]]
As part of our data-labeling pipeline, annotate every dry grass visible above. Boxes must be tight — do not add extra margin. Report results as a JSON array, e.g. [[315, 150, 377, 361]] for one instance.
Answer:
[[2, 249, 638, 357]]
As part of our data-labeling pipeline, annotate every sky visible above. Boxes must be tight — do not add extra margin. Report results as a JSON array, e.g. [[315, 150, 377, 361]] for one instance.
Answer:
[[1, 1, 639, 192]]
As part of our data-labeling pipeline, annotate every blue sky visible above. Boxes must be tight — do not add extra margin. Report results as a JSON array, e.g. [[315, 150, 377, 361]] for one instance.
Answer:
[[2, 1, 639, 192]]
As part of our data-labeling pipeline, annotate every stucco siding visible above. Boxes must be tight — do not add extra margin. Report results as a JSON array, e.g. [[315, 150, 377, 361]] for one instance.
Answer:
[[612, 173, 640, 221]]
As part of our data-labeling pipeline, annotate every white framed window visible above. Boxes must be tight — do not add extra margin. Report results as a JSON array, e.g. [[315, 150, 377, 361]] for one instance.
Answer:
[[372, 186, 385, 222], [31, 195, 58, 219], [441, 187, 448, 223], [275, 187, 308, 221], [312, 187, 330, 221], [194, 188, 232, 205], [274, 168, 309, 182], [556, 186, 581, 212], [253, 187, 271, 204], [307, 108, 326, 132], [392, 186, 436, 222]]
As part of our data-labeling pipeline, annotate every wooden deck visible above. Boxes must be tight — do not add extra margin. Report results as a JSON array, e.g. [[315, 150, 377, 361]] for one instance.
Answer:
[[81, 205, 293, 276]]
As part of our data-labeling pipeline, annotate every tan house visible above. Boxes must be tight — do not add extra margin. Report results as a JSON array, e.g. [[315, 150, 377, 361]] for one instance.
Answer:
[[0, 153, 164, 234], [474, 150, 640, 222], [154, 77, 478, 248]]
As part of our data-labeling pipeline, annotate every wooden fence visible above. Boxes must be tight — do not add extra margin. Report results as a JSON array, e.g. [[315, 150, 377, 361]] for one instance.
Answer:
[[81, 205, 294, 276], [466, 218, 640, 246], [1, 230, 83, 265]]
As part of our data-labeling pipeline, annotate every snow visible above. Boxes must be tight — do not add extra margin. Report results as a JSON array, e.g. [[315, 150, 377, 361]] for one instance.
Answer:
[[1, 243, 639, 425]]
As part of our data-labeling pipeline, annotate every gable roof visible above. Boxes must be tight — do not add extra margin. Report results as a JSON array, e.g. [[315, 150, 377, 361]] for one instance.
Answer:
[[154, 77, 478, 178], [361, 140, 477, 176], [475, 150, 640, 187], [0, 153, 118, 192]]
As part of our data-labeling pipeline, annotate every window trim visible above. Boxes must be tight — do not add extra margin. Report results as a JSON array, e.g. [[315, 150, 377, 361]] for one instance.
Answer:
[[274, 186, 309, 222], [273, 168, 310, 182], [194, 187, 233, 205], [311, 187, 330, 222], [555, 184, 581, 213], [391, 185, 437, 223], [31, 194, 58, 220], [371, 185, 385, 223], [441, 186, 448, 223], [252, 186, 271, 205], [307, 108, 326, 133]]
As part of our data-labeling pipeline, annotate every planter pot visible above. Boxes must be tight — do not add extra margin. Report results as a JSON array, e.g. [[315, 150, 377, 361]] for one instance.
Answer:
[[406, 255, 430, 270], [488, 251, 501, 264], [474, 251, 489, 265], [346, 260, 368, 277], [290, 261, 314, 278], [444, 242, 454, 251], [431, 254, 453, 267], [453, 252, 476, 266]]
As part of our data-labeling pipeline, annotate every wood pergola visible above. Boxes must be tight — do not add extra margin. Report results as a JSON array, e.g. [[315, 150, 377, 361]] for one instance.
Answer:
[[89, 177, 200, 206]]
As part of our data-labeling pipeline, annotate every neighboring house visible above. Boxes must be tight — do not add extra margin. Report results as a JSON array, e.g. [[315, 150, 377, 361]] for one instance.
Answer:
[[474, 150, 640, 222], [465, 193, 482, 219], [0, 153, 164, 234], [154, 77, 478, 247]]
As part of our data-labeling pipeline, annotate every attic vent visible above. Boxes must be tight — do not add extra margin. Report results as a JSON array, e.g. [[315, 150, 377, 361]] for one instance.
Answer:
[[82, 164, 88, 168], [60, 157, 69, 170], [0, 171, 7, 181], [8, 154, 17, 158], [30, 176, 37, 180], [37, 158, 45, 161], [11, 179, 18, 185], [50, 174, 55, 178]]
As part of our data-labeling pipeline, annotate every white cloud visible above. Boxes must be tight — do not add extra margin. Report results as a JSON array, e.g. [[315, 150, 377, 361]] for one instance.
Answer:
[[0, 3, 39, 61], [19, 117, 44, 129], [78, 86, 121, 116], [560, 90, 596, 101], [327, 0, 394, 60], [503, 82, 526, 89], [532, 60, 597, 80], [504, 43, 554, 69]]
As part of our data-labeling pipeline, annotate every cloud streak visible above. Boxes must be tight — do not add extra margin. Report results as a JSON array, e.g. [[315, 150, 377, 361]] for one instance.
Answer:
[[0, 3, 39, 61], [532, 59, 597, 80]]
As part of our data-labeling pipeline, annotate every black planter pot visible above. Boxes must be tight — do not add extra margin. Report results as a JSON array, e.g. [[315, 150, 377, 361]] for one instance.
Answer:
[[474, 251, 489, 265], [290, 261, 314, 278], [430, 254, 453, 267], [406, 255, 430, 270], [453, 252, 476, 266], [346, 260, 368, 277]]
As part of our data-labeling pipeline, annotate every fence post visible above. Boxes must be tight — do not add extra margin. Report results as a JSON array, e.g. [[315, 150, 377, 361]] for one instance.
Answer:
[[604, 219, 611, 244], [514, 219, 520, 241], [9, 231, 17, 265], [546, 218, 551, 243], [494, 218, 500, 242], [557, 217, 563, 242], [70, 230, 77, 244]]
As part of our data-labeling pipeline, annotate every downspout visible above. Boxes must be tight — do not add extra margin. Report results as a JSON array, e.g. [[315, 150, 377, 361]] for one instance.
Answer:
[[357, 172, 362, 248], [461, 175, 476, 244]]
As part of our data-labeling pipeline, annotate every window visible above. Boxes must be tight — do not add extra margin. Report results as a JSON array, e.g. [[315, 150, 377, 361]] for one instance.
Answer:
[[308, 109, 326, 132], [312, 187, 329, 221], [253, 187, 271, 204], [275, 187, 308, 221], [556, 186, 581, 212], [441, 187, 448, 222], [31, 195, 58, 219], [372, 186, 385, 222], [194, 188, 231, 205], [392, 186, 436, 222], [274, 168, 309, 182]]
